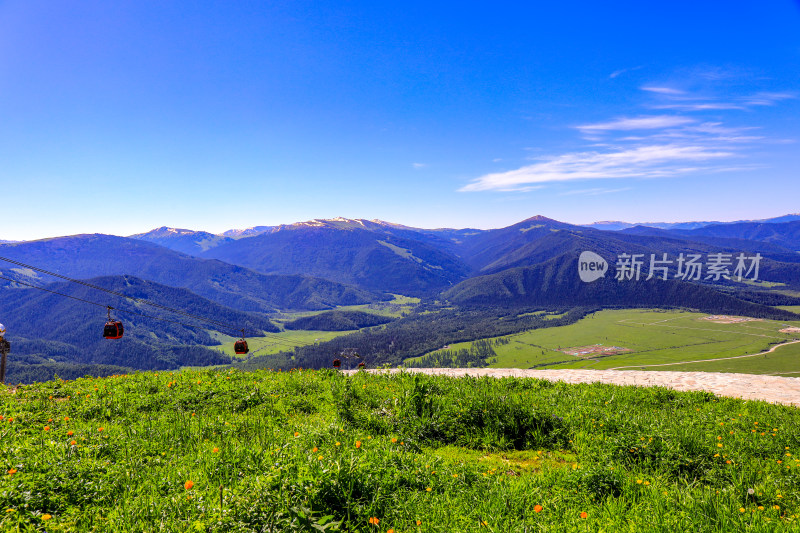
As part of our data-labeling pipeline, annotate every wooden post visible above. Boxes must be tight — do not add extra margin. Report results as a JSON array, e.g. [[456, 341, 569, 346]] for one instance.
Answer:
[[0, 338, 8, 385]]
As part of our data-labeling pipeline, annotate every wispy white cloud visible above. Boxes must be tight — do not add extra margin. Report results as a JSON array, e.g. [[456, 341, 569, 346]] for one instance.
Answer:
[[641, 86, 686, 95], [460, 144, 733, 192], [609, 66, 643, 79], [577, 115, 694, 134], [651, 102, 746, 111], [461, 70, 794, 193], [742, 92, 796, 106], [412, 162, 427, 169], [643, 84, 796, 112]]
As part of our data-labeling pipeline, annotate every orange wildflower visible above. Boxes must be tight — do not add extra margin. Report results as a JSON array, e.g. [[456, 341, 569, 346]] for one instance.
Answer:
[[368, 517, 380, 525], [43, 426, 50, 431], [185, 480, 194, 490], [580, 512, 588, 519], [534, 505, 543, 513], [356, 441, 362, 448], [7, 469, 16, 476], [67, 431, 73, 436], [70, 440, 77, 446], [212, 447, 219, 453]]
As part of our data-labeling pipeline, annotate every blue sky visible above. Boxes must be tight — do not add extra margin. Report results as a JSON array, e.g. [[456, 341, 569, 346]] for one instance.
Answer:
[[1, 0, 799, 240]]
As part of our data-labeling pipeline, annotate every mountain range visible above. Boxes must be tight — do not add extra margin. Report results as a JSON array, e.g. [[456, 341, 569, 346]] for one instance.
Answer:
[[2, 213, 799, 381], [584, 214, 800, 232]]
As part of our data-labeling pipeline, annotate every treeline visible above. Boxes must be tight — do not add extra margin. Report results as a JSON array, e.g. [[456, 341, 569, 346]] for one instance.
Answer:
[[444, 259, 800, 321], [0, 275, 268, 375], [410, 338, 509, 368], [716, 286, 800, 307], [237, 305, 594, 371], [283, 310, 394, 331], [4, 352, 130, 384], [5, 336, 232, 374]]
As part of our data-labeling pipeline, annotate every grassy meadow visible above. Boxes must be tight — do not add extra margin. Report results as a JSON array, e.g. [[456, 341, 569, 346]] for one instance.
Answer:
[[1, 369, 799, 531], [272, 295, 421, 322], [212, 330, 351, 360], [409, 309, 800, 375], [211, 295, 421, 360]]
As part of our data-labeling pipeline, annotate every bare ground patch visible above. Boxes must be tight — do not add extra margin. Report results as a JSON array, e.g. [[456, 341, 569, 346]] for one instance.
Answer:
[[560, 344, 632, 358], [700, 315, 764, 324]]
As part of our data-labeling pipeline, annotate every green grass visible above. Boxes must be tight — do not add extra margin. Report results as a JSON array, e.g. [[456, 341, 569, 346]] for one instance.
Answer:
[[273, 294, 420, 323], [1, 370, 799, 531], [408, 309, 800, 373], [212, 330, 351, 359], [651, 341, 800, 376], [777, 306, 800, 314]]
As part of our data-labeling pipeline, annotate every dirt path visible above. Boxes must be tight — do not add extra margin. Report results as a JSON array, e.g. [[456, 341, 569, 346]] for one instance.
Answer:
[[373, 368, 800, 407], [606, 339, 800, 371]]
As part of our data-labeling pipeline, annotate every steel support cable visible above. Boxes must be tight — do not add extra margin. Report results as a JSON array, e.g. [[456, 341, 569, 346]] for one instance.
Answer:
[[0, 274, 311, 349], [0, 255, 315, 347], [0, 255, 260, 334]]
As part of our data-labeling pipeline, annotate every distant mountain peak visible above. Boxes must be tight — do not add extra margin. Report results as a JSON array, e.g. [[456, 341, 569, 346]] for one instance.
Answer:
[[220, 226, 276, 239], [131, 226, 201, 238], [282, 217, 376, 230], [584, 213, 800, 231], [130, 227, 233, 255], [518, 215, 566, 226]]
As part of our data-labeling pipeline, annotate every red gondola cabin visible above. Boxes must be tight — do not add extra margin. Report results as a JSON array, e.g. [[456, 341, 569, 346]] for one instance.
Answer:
[[234, 339, 249, 355], [103, 320, 124, 340], [332, 359, 341, 369]]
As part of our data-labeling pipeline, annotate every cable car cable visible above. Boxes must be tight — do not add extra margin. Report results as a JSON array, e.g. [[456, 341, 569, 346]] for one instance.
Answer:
[[0, 274, 312, 349], [0, 256, 265, 335], [0, 256, 316, 347]]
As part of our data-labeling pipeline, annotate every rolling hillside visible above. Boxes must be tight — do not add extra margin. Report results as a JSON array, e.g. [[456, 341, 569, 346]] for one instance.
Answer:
[[442, 254, 799, 320], [0, 275, 282, 381], [668, 220, 800, 251], [201, 218, 471, 295], [0, 234, 385, 312]]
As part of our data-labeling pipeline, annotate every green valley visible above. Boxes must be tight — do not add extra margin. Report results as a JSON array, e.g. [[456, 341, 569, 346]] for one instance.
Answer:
[[408, 309, 800, 374]]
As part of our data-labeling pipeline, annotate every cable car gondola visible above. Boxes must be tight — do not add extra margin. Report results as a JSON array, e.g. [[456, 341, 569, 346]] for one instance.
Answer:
[[332, 358, 341, 369], [103, 307, 124, 339], [234, 329, 249, 355]]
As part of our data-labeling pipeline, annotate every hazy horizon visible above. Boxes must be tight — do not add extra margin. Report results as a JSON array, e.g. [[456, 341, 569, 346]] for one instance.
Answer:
[[3, 211, 799, 243]]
